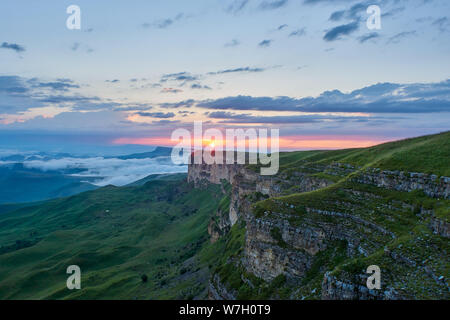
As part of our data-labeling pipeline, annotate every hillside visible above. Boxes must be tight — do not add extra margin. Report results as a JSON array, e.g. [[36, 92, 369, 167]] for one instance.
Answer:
[[0, 176, 227, 299], [0, 164, 98, 204], [192, 131, 449, 300], [0, 132, 448, 300]]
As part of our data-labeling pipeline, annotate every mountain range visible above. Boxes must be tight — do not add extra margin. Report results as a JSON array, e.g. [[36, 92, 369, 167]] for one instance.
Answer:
[[0, 132, 448, 299], [0, 146, 182, 204]]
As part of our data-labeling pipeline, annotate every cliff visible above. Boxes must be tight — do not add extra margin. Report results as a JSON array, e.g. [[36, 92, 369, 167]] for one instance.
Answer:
[[188, 131, 450, 300]]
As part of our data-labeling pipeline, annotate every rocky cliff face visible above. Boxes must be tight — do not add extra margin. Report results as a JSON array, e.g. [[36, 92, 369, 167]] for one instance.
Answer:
[[321, 272, 401, 300], [188, 163, 243, 187], [354, 168, 449, 199], [189, 159, 449, 300], [188, 162, 334, 228]]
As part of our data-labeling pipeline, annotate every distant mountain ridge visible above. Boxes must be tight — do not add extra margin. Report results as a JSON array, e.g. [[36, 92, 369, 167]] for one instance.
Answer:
[[115, 146, 173, 160], [0, 146, 178, 204]]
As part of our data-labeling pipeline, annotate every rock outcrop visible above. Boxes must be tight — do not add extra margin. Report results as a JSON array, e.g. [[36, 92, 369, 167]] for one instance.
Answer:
[[321, 272, 402, 300], [354, 169, 449, 199], [188, 158, 449, 300]]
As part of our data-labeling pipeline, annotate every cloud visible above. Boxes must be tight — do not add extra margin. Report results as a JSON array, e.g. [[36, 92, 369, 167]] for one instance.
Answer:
[[106, 79, 120, 83], [258, 39, 273, 47], [208, 66, 266, 75], [432, 17, 449, 32], [304, 0, 357, 3], [0, 75, 122, 116], [0, 42, 25, 53], [323, 21, 359, 41], [205, 110, 374, 124], [28, 79, 81, 91], [259, 0, 289, 10], [137, 112, 175, 118], [358, 32, 380, 43], [151, 119, 180, 125], [328, 2, 368, 22], [159, 99, 195, 109], [38, 95, 96, 104], [382, 7, 405, 18], [71, 42, 80, 51], [224, 39, 241, 47], [160, 72, 198, 82], [289, 28, 306, 37], [0, 75, 29, 94], [329, 10, 346, 22], [196, 80, 450, 113], [198, 95, 300, 111], [142, 13, 185, 29], [226, 0, 249, 14], [161, 88, 183, 94], [70, 42, 93, 53], [387, 31, 417, 44], [0, 76, 49, 114], [277, 24, 288, 30], [2, 110, 128, 130], [21, 156, 186, 187], [191, 83, 212, 90]]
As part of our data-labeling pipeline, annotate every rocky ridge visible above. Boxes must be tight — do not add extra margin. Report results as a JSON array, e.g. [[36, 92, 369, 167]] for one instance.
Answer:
[[189, 134, 450, 300]]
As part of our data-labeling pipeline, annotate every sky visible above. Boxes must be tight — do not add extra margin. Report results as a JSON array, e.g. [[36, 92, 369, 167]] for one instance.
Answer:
[[0, 0, 449, 152]]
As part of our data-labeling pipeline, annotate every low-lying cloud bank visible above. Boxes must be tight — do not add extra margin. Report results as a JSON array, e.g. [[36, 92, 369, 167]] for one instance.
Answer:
[[13, 155, 186, 186]]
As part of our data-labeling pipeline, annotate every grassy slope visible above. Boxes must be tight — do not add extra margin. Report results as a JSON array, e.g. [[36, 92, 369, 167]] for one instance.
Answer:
[[0, 176, 224, 299], [276, 130, 450, 176], [246, 132, 450, 299], [0, 132, 448, 300]]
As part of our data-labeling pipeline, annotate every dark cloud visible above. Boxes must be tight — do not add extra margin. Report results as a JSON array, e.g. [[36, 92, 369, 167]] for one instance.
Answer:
[[137, 112, 175, 118], [387, 30, 417, 44], [277, 24, 288, 30], [328, 2, 367, 22], [259, 0, 289, 10], [159, 99, 195, 109], [0, 42, 25, 53], [432, 17, 449, 32], [105, 79, 120, 83], [304, 0, 356, 3], [0, 76, 29, 94], [160, 72, 198, 82], [39, 95, 97, 105], [142, 13, 184, 29], [258, 39, 272, 47], [152, 119, 180, 125], [114, 104, 153, 111], [208, 66, 266, 75], [289, 28, 306, 37], [323, 21, 359, 41], [329, 10, 346, 22], [33, 81, 80, 91], [191, 83, 212, 90], [358, 32, 380, 43], [196, 80, 450, 114], [0, 75, 121, 114], [226, 0, 249, 14], [207, 111, 320, 124]]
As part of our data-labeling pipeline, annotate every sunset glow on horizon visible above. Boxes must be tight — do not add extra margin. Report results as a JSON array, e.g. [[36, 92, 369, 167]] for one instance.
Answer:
[[112, 134, 389, 151]]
